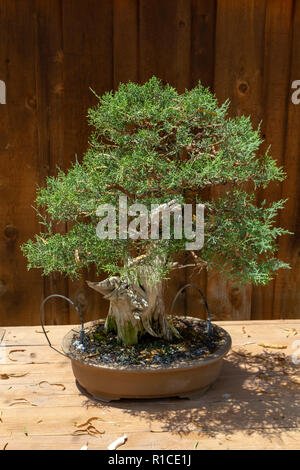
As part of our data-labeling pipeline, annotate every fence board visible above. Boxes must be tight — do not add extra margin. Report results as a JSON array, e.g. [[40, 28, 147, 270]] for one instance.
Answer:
[[34, 0, 70, 325], [113, 0, 139, 87], [62, 0, 114, 323], [207, 0, 267, 320], [251, 0, 294, 320], [139, 0, 192, 314], [191, 0, 216, 89], [273, 0, 300, 319], [0, 0, 44, 326], [139, 0, 191, 92], [185, 0, 217, 319]]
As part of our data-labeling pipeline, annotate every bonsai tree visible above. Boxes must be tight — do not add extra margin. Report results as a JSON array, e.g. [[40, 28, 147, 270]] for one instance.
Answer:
[[22, 77, 289, 345]]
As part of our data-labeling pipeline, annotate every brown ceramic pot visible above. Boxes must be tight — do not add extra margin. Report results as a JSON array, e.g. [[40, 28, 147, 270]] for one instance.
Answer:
[[62, 318, 231, 402]]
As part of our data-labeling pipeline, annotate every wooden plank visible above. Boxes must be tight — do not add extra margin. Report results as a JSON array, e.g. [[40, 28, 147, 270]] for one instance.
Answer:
[[0, 407, 150, 435], [190, 0, 216, 89], [34, 0, 70, 325], [139, 0, 191, 92], [0, 398, 298, 435], [2, 319, 299, 345], [186, 0, 217, 318], [207, 0, 267, 320], [1, 345, 69, 364], [0, 323, 299, 449], [273, 1, 300, 319], [139, 0, 191, 315], [0, 0, 45, 326], [1, 364, 298, 406], [251, 0, 294, 320], [1, 429, 299, 450], [62, 0, 114, 167], [1, 324, 80, 346], [62, 0, 114, 323], [113, 0, 139, 88], [0, 363, 75, 385]]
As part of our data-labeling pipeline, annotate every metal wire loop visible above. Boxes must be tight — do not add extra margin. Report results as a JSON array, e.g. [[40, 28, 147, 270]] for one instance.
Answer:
[[170, 284, 213, 336], [40, 294, 85, 357]]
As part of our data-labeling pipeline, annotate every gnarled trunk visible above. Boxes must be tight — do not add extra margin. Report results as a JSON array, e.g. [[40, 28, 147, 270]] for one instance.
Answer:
[[87, 276, 177, 346]]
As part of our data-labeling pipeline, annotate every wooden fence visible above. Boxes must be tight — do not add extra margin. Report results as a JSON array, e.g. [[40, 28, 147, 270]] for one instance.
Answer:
[[0, 0, 299, 326]]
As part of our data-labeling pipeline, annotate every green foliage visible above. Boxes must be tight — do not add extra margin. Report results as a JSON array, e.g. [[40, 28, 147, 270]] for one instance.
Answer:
[[22, 77, 290, 285]]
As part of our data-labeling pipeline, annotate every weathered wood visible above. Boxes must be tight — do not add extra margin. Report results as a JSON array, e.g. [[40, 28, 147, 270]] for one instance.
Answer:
[[0, 0, 44, 326], [1, 398, 299, 431], [139, 0, 191, 92], [190, 0, 217, 89], [62, 0, 113, 324], [139, 0, 192, 315], [1, 430, 299, 450], [0, 322, 299, 450], [273, 1, 300, 320], [113, 0, 139, 87], [186, 0, 217, 318], [251, 0, 294, 320], [87, 276, 173, 345], [207, 0, 267, 321], [34, 0, 70, 325]]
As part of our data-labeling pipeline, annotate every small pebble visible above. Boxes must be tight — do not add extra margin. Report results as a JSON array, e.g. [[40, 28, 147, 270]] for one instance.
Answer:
[[73, 340, 86, 351]]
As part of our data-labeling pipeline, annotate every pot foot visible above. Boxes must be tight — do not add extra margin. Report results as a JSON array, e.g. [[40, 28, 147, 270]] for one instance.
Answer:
[[89, 392, 121, 403], [178, 385, 211, 399]]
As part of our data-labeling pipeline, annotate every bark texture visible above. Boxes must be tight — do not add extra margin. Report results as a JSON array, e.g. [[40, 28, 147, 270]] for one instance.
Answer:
[[87, 276, 175, 345]]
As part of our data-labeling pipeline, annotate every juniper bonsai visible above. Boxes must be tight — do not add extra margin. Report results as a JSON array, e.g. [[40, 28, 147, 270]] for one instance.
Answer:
[[22, 77, 289, 345]]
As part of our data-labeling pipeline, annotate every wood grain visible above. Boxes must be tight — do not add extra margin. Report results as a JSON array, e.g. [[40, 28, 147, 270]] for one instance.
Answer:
[[62, 0, 114, 323], [207, 0, 267, 320], [273, 1, 300, 319], [251, 0, 294, 319], [0, 0, 44, 326], [113, 0, 139, 87], [139, 0, 191, 92], [0, 322, 299, 450], [186, 0, 217, 318], [34, 0, 70, 325], [139, 0, 192, 314]]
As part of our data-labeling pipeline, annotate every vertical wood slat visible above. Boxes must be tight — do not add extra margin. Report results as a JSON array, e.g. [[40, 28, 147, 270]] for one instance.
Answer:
[[251, 0, 294, 320], [185, 0, 217, 319], [139, 0, 191, 314], [0, 0, 44, 326], [190, 0, 216, 90], [139, 0, 191, 93], [113, 0, 139, 88], [208, 0, 267, 320], [34, 0, 70, 325], [273, 0, 300, 319], [62, 0, 114, 323]]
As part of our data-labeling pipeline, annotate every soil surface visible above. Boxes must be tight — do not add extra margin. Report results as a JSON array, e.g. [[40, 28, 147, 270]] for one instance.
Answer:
[[68, 316, 227, 369]]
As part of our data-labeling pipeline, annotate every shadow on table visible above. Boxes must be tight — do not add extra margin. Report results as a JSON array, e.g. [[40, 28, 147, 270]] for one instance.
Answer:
[[79, 351, 300, 438]]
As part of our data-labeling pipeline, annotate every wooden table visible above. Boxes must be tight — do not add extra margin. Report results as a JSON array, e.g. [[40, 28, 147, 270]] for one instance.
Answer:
[[0, 320, 299, 450]]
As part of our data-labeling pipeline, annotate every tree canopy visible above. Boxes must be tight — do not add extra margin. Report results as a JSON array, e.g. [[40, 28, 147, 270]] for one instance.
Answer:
[[22, 77, 290, 285]]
